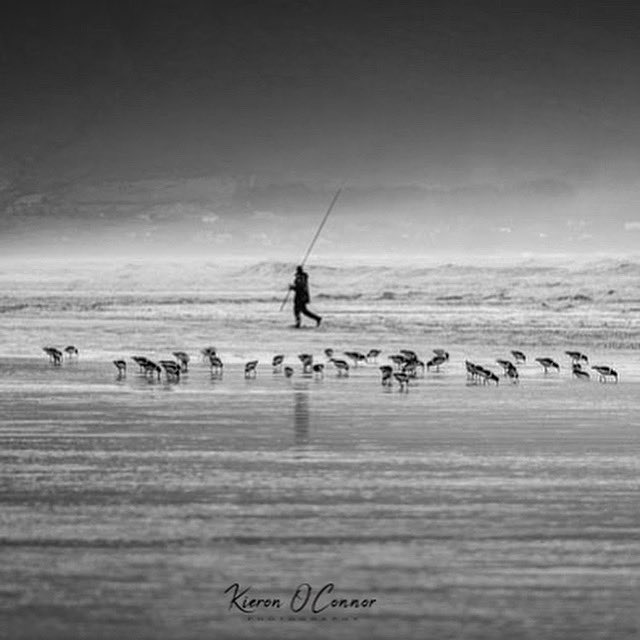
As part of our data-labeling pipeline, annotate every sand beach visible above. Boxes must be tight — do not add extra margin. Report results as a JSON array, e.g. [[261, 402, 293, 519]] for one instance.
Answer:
[[0, 259, 639, 639]]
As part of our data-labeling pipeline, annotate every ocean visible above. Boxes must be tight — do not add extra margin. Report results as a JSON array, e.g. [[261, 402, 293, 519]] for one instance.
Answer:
[[0, 257, 639, 639]]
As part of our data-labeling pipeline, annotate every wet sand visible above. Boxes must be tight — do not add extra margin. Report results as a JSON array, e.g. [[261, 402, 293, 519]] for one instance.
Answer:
[[1, 356, 639, 639]]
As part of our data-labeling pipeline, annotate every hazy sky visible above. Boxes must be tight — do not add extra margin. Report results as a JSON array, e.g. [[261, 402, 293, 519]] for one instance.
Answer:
[[2, 1, 640, 257]]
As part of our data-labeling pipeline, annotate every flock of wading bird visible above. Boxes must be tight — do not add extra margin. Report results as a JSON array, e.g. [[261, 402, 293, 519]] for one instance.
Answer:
[[43, 345, 620, 391]]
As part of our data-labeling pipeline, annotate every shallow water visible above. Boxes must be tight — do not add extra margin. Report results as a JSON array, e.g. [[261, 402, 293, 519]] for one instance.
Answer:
[[2, 358, 640, 639], [1, 260, 639, 639]]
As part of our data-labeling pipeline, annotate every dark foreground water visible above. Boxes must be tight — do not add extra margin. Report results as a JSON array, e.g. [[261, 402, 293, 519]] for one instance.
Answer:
[[1, 356, 639, 640]]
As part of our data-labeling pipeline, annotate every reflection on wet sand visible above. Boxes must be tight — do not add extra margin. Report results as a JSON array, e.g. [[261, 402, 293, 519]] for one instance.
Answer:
[[1, 357, 640, 640], [293, 390, 310, 445]]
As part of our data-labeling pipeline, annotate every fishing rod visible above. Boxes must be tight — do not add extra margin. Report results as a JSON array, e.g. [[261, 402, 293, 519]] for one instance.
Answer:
[[279, 185, 344, 312]]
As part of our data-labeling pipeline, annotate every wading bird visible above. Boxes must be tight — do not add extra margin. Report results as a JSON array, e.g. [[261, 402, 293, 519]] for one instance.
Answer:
[[496, 359, 519, 383], [366, 349, 381, 362], [161, 360, 181, 380], [272, 354, 285, 372], [504, 362, 519, 383], [393, 372, 410, 392], [426, 353, 447, 372], [432, 349, 450, 361], [344, 351, 366, 367], [298, 353, 313, 374], [201, 346, 216, 361], [388, 354, 408, 369], [43, 347, 63, 366], [132, 355, 150, 372], [591, 365, 618, 383], [209, 355, 224, 377], [331, 358, 350, 377], [379, 365, 393, 386], [113, 360, 126, 376], [475, 365, 499, 385], [400, 349, 418, 361], [172, 351, 190, 372], [535, 357, 560, 374], [484, 371, 500, 385], [465, 360, 480, 382], [572, 363, 590, 380], [565, 350, 588, 365], [244, 360, 258, 378], [143, 360, 162, 380]]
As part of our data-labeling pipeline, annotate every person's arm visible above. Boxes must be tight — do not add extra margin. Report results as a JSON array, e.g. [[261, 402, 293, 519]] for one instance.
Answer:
[[304, 274, 310, 301]]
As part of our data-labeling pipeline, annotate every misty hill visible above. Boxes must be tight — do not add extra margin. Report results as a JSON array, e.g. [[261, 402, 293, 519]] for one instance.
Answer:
[[3, 170, 637, 259], [2, 1, 639, 258]]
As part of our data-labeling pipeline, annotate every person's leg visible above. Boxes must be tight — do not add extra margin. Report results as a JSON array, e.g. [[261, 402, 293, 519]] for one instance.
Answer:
[[294, 300, 302, 327], [301, 304, 322, 326]]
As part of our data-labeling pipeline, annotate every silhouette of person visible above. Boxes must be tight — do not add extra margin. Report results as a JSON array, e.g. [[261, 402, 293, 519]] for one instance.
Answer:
[[290, 265, 322, 328]]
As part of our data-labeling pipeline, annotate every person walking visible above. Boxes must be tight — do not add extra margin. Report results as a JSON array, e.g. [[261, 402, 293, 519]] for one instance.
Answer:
[[290, 265, 322, 328]]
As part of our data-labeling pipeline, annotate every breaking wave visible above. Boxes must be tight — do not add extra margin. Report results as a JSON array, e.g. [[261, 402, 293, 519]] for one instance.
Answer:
[[0, 257, 638, 323]]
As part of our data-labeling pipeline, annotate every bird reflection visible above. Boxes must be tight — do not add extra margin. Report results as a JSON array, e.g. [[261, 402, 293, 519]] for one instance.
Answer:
[[293, 391, 310, 445]]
